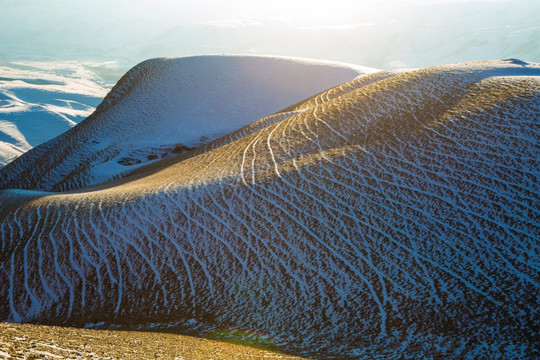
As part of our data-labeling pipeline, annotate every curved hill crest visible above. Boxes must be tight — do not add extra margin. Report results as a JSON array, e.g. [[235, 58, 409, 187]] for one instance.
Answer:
[[0, 55, 373, 192]]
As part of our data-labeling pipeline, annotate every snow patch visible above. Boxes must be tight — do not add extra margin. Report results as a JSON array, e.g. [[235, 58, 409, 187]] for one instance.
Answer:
[[0, 61, 116, 166]]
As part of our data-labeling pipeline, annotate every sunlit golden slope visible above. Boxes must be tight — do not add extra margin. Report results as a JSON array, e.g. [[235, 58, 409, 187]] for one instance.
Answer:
[[0, 59, 539, 359], [0, 322, 308, 360]]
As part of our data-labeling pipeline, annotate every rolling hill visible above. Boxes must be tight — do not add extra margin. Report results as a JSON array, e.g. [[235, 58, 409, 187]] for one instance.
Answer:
[[0, 55, 373, 190], [0, 56, 538, 359]]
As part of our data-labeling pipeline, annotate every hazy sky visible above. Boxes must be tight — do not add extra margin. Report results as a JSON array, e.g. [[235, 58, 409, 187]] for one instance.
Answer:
[[2, 0, 511, 25], [129, 0, 457, 24], [0, 0, 538, 69]]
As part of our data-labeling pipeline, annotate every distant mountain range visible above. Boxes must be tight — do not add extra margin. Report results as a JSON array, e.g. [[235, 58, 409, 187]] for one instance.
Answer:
[[1, 0, 539, 69], [0, 56, 538, 359]]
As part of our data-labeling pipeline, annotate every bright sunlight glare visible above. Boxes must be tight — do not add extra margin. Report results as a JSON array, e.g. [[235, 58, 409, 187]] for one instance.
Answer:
[[1, 0, 534, 69], [130, 0, 508, 25]]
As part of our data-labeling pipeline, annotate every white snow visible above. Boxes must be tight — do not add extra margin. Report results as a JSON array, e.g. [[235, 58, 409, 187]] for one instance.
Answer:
[[0, 61, 115, 166], [98, 54, 374, 149]]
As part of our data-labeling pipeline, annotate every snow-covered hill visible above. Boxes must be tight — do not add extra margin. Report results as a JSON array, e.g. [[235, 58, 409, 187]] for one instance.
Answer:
[[0, 55, 373, 191], [0, 322, 308, 360], [0, 58, 538, 359]]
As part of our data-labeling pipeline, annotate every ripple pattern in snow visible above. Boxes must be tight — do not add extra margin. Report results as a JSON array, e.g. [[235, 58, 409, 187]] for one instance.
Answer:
[[0, 58, 538, 360], [0, 61, 114, 166]]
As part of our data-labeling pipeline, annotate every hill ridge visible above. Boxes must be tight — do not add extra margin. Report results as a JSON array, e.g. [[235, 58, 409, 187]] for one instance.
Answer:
[[0, 55, 371, 192], [0, 58, 538, 359]]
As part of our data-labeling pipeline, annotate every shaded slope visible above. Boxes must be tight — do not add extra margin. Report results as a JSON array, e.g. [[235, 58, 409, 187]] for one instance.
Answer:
[[0, 59, 539, 359]]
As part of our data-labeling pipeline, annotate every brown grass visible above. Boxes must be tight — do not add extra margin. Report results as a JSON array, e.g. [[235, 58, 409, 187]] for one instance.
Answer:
[[0, 322, 309, 360]]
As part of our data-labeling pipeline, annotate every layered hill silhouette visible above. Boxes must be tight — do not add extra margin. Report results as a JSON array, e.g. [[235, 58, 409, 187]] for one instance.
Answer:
[[0, 55, 372, 190], [0, 56, 539, 359]]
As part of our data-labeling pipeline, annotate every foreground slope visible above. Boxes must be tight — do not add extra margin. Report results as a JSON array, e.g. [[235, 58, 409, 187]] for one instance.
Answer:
[[0, 59, 539, 359], [0, 322, 307, 360]]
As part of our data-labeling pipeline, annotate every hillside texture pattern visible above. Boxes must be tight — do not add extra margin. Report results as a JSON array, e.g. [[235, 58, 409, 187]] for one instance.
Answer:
[[0, 58, 539, 359]]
